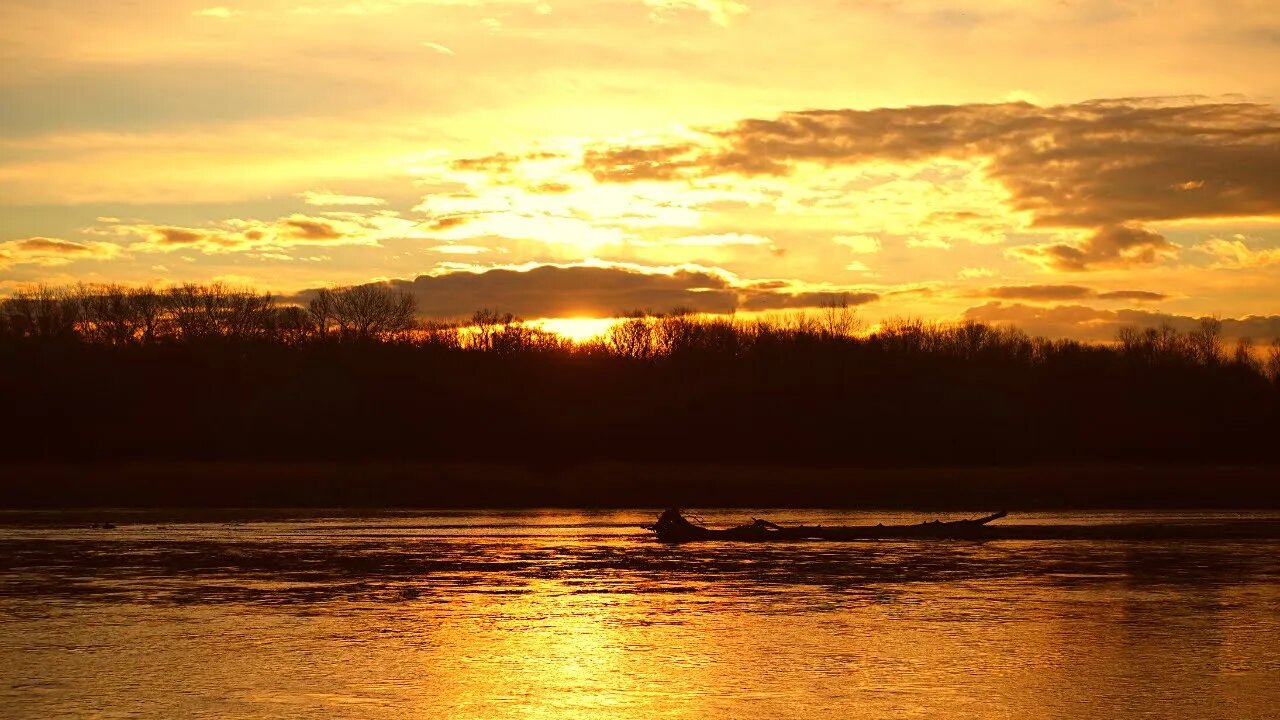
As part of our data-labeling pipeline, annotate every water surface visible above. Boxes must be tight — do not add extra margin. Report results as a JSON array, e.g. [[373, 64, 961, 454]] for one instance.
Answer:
[[2, 510, 1279, 719]]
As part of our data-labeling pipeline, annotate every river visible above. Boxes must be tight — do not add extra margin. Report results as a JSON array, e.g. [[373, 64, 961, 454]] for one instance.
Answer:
[[2, 510, 1279, 719]]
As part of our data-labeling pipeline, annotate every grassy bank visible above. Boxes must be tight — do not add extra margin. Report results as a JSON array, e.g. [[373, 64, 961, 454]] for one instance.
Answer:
[[1, 463, 1277, 510]]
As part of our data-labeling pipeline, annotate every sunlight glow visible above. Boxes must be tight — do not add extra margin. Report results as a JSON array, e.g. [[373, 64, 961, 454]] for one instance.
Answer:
[[536, 317, 618, 343]]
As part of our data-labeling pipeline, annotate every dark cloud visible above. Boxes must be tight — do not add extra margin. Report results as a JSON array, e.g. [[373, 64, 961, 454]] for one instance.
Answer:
[[750, 280, 791, 290], [884, 286, 937, 298], [583, 140, 792, 183], [983, 285, 1094, 301], [283, 218, 344, 241], [145, 227, 242, 249], [122, 215, 369, 253], [294, 265, 879, 320], [392, 265, 740, 318], [738, 290, 879, 311], [583, 143, 703, 182], [980, 284, 1169, 302], [1097, 290, 1169, 302], [431, 216, 471, 230], [0, 236, 120, 267], [1008, 225, 1177, 271], [451, 151, 566, 173], [451, 152, 523, 173], [582, 99, 1280, 269], [964, 302, 1280, 343], [11, 237, 104, 254], [156, 228, 207, 245], [718, 100, 1280, 229]]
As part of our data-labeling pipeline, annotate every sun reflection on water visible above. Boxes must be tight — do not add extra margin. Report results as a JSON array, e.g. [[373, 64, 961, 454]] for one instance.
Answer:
[[2, 510, 1279, 719]]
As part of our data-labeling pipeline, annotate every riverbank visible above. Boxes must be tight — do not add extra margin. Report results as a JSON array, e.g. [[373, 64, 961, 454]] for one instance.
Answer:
[[1, 463, 1277, 510]]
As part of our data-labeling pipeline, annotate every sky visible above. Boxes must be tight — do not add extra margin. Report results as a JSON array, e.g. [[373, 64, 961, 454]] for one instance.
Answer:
[[3, 0, 1280, 341]]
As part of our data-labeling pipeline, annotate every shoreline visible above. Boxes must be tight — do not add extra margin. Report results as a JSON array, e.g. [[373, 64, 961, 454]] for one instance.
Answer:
[[2, 462, 1278, 510]]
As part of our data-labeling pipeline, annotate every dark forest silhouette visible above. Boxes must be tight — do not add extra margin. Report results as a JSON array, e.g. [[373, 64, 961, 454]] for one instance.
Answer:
[[2, 283, 1279, 466]]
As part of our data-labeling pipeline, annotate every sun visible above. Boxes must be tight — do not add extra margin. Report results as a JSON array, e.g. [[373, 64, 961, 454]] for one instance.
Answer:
[[535, 317, 617, 343]]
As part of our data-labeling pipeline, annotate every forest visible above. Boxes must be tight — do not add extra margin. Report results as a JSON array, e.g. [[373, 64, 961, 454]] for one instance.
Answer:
[[2, 283, 1278, 467]]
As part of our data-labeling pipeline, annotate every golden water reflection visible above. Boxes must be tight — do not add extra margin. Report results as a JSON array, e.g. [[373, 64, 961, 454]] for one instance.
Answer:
[[2, 510, 1279, 719]]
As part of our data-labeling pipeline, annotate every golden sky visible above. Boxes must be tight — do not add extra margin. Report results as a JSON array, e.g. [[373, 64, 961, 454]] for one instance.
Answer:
[[3, 0, 1280, 340]]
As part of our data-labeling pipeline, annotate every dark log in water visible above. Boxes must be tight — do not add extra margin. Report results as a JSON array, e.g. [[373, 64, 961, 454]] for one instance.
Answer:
[[645, 509, 1280, 543]]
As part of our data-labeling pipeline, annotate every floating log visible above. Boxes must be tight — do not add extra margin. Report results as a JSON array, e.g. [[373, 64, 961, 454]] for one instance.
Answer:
[[645, 509, 1009, 543]]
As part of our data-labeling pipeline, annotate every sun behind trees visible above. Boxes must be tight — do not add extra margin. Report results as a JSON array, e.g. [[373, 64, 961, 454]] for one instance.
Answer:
[[2, 282, 1278, 466]]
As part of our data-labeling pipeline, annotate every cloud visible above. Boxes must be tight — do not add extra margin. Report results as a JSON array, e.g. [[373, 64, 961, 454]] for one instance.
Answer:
[[412, 178, 744, 250], [644, 0, 747, 26], [293, 262, 877, 319], [906, 237, 951, 250], [420, 208, 629, 249], [982, 285, 1094, 301], [980, 285, 1168, 302], [668, 233, 772, 247], [193, 7, 243, 18], [1008, 224, 1176, 271], [737, 289, 878, 312], [964, 302, 1280, 343], [106, 214, 389, 254], [1193, 236, 1280, 268], [833, 235, 881, 254], [283, 217, 345, 240], [958, 267, 995, 279], [428, 244, 499, 254], [0, 236, 122, 268], [148, 227, 239, 248], [337, 264, 741, 318], [299, 191, 387, 207], [582, 143, 706, 183], [1096, 290, 1169, 302], [450, 151, 566, 174], [421, 42, 456, 56], [581, 99, 1280, 259]]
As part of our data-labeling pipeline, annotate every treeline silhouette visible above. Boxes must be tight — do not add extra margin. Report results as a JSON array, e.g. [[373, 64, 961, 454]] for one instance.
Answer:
[[3, 283, 1279, 466]]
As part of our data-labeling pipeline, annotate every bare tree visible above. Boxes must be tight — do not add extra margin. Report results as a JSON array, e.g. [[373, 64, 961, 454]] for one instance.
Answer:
[[330, 284, 417, 341], [608, 311, 655, 359], [221, 289, 276, 340], [1149, 323, 1185, 359], [1117, 325, 1141, 355], [491, 321, 538, 355], [469, 308, 517, 351], [654, 308, 698, 355], [163, 283, 219, 340], [1232, 337, 1259, 370], [307, 289, 337, 339], [272, 306, 313, 345], [75, 284, 139, 345], [1, 286, 80, 340], [818, 293, 860, 338], [129, 287, 165, 344], [875, 317, 930, 353], [1188, 317, 1224, 365], [159, 283, 278, 341], [1267, 338, 1280, 383], [949, 320, 993, 360], [419, 320, 463, 349]]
